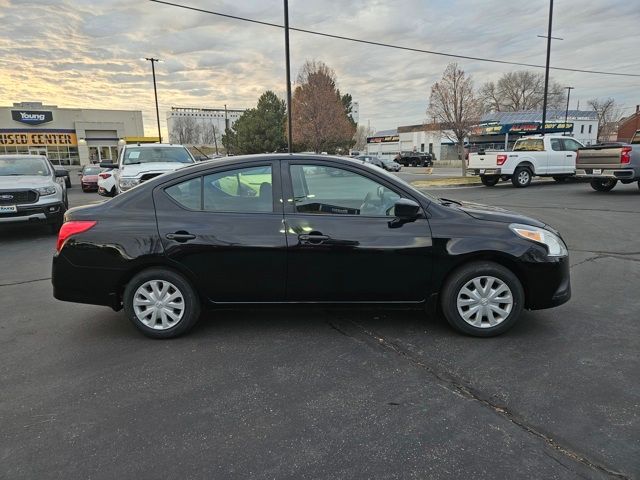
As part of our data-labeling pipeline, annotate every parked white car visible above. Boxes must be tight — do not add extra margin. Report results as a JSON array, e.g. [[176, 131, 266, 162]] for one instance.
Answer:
[[100, 144, 196, 195], [467, 135, 583, 187], [97, 168, 117, 197]]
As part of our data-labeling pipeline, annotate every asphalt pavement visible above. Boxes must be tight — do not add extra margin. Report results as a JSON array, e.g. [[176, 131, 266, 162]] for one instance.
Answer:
[[1, 181, 638, 479]]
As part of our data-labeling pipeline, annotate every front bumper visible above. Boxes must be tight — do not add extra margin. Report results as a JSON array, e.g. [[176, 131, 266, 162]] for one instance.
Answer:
[[0, 201, 64, 224], [575, 168, 637, 180], [467, 168, 502, 176], [520, 255, 571, 310]]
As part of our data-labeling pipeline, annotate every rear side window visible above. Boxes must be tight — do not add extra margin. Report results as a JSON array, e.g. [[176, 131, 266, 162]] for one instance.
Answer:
[[203, 166, 273, 213], [165, 177, 202, 210], [550, 139, 563, 151]]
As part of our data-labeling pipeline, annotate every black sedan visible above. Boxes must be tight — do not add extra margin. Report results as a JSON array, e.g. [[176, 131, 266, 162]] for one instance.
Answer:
[[52, 155, 570, 338]]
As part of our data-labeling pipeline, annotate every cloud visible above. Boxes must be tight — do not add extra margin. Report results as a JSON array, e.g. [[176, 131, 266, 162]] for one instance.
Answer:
[[0, 0, 638, 135]]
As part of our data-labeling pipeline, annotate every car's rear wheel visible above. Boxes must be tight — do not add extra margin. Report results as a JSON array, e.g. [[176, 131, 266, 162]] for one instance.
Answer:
[[590, 178, 617, 192], [511, 167, 532, 188], [480, 175, 499, 186], [440, 261, 524, 337], [123, 268, 201, 339]]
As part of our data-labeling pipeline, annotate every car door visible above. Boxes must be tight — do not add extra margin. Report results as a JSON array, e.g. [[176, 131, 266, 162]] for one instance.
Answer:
[[561, 138, 582, 172], [548, 138, 567, 174], [281, 160, 433, 302], [153, 161, 287, 303]]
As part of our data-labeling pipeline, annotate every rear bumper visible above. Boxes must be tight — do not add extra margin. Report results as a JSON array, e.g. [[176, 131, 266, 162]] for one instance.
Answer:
[[0, 202, 64, 224], [467, 168, 502, 176], [576, 168, 638, 180], [521, 255, 571, 310], [52, 253, 123, 310]]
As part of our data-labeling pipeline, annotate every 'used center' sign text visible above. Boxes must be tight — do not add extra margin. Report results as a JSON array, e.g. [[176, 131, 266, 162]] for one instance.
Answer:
[[0, 132, 78, 146]]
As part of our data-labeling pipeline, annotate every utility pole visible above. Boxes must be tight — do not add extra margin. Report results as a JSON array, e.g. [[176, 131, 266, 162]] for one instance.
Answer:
[[564, 86, 575, 136], [224, 104, 229, 131], [143, 57, 163, 142], [538, 0, 560, 136], [283, 0, 293, 153]]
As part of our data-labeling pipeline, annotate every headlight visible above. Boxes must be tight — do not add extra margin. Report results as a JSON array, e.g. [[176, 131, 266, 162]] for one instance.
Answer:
[[36, 186, 57, 196], [119, 178, 140, 191], [510, 223, 568, 257]]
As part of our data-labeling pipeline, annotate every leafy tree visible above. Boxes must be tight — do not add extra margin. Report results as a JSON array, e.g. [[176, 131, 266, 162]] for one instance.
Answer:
[[479, 71, 565, 112], [291, 60, 356, 153], [221, 91, 287, 154], [428, 63, 482, 176]]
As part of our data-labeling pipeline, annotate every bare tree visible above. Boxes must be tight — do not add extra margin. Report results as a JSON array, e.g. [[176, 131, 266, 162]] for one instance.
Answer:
[[428, 63, 482, 176], [291, 60, 356, 153], [352, 124, 375, 151], [200, 122, 220, 153], [479, 71, 565, 112], [169, 116, 202, 145], [587, 98, 621, 141]]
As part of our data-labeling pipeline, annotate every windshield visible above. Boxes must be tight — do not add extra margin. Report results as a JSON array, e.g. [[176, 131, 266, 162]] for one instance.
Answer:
[[513, 139, 544, 151], [0, 156, 51, 176], [82, 166, 101, 175], [123, 147, 194, 165]]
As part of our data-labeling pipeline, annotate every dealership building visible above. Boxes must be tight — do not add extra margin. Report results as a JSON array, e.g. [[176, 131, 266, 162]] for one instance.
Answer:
[[0, 101, 147, 166]]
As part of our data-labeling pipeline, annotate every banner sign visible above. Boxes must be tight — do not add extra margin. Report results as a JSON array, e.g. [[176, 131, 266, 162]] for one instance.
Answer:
[[367, 135, 400, 143], [11, 110, 53, 126], [0, 132, 77, 146], [471, 122, 573, 136]]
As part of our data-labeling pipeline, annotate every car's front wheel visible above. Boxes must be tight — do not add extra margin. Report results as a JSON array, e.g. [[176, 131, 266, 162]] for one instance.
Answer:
[[440, 261, 524, 337], [123, 268, 201, 338], [590, 178, 617, 192]]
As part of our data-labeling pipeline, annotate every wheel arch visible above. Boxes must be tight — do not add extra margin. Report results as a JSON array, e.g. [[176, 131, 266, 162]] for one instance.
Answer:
[[436, 251, 532, 308], [515, 161, 535, 174]]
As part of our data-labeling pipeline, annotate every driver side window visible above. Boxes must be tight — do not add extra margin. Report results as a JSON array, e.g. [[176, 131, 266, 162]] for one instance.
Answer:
[[290, 164, 401, 216]]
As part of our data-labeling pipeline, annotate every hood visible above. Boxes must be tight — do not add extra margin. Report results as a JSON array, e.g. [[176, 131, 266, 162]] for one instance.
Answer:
[[455, 200, 546, 228], [0, 175, 54, 190], [120, 162, 190, 178]]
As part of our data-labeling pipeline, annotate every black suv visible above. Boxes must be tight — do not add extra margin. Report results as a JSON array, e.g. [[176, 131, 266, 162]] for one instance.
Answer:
[[396, 153, 433, 167]]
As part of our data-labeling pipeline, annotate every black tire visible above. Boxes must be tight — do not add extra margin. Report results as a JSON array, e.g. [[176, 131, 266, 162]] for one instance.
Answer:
[[511, 166, 532, 188], [480, 175, 499, 187], [123, 268, 201, 339], [637, 180, 640, 190], [65, 176, 71, 188], [590, 178, 617, 192], [440, 261, 525, 337]]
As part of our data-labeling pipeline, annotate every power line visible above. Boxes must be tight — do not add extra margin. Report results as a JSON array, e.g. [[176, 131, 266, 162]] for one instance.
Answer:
[[149, 0, 640, 78]]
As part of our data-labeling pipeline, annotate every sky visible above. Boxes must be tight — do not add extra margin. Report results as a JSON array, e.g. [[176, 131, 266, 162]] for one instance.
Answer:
[[0, 0, 638, 137]]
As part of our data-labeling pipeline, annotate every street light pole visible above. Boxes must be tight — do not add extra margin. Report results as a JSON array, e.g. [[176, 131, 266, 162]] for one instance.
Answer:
[[144, 57, 162, 143], [564, 86, 574, 135], [540, 0, 554, 136], [283, 0, 293, 153]]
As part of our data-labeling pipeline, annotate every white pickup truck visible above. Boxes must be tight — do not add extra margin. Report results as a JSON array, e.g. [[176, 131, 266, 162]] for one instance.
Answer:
[[467, 135, 583, 187]]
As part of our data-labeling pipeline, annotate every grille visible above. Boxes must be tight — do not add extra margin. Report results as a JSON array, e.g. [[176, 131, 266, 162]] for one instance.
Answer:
[[0, 190, 38, 205], [140, 173, 163, 182]]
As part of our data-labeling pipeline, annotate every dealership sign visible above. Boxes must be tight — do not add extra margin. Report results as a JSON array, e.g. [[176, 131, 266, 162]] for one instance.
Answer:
[[11, 110, 53, 126], [0, 132, 77, 146], [471, 122, 574, 136], [367, 135, 400, 143]]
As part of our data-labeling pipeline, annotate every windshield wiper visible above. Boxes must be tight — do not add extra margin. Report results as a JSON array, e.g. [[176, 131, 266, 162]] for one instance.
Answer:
[[438, 197, 462, 206]]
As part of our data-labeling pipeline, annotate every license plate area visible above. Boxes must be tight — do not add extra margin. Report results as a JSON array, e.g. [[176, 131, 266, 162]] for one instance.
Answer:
[[593, 169, 602, 174], [0, 205, 17, 213]]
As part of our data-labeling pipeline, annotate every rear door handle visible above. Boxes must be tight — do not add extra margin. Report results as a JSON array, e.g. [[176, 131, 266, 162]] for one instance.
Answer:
[[166, 232, 196, 242], [298, 233, 330, 244]]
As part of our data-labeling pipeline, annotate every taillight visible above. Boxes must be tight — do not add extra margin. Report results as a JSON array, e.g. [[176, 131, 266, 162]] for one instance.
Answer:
[[56, 221, 97, 253], [621, 146, 632, 164], [497, 154, 507, 166], [99, 173, 111, 179]]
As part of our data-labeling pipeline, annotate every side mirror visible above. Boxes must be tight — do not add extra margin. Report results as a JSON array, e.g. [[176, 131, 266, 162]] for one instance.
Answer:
[[77, 171, 83, 176], [55, 169, 68, 177], [100, 162, 118, 169], [394, 198, 421, 219]]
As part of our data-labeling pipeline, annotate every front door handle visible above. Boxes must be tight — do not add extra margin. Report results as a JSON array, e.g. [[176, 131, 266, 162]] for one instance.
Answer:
[[298, 233, 330, 245], [566, 154, 573, 157], [166, 232, 196, 242]]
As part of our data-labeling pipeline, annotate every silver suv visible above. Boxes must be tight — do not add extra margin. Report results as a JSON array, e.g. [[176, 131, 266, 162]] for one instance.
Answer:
[[0, 155, 69, 233]]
